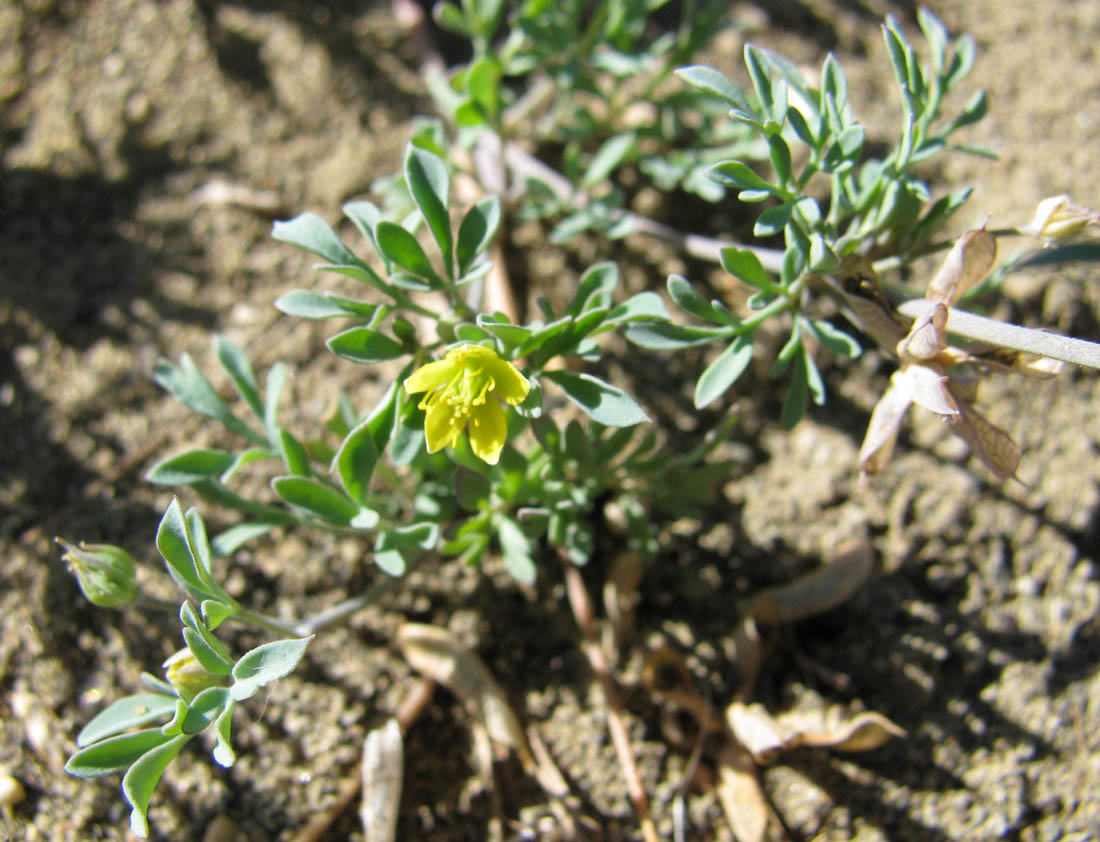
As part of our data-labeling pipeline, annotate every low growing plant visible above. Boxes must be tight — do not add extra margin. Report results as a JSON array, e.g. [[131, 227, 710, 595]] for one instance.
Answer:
[[61, 4, 1100, 838]]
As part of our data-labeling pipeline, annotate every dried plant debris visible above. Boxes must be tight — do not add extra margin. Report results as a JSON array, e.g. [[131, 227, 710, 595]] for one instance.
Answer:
[[640, 540, 904, 842], [396, 623, 532, 771], [858, 226, 1027, 479], [361, 719, 404, 842]]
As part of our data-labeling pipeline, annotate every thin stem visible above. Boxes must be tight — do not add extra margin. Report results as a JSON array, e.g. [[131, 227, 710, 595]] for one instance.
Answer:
[[559, 551, 660, 842], [897, 299, 1100, 370]]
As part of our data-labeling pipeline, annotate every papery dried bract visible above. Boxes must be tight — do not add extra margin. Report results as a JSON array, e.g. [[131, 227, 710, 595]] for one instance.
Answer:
[[954, 403, 1020, 480], [925, 227, 996, 306]]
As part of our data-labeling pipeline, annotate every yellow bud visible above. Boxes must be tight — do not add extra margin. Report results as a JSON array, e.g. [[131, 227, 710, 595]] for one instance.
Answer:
[[1019, 195, 1100, 243], [163, 649, 226, 702]]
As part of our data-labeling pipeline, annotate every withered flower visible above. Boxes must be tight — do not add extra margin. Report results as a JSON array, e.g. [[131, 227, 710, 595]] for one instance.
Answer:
[[858, 227, 1026, 480]]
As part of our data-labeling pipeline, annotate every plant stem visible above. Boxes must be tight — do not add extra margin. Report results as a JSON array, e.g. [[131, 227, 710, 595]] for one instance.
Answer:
[[897, 299, 1100, 370], [559, 551, 660, 842]]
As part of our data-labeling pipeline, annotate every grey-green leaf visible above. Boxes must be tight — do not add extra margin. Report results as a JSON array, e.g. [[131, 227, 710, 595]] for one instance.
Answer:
[[335, 418, 380, 506], [146, 449, 237, 486], [76, 696, 179, 748], [456, 196, 501, 277], [542, 370, 648, 427], [274, 289, 381, 320], [181, 687, 232, 735], [405, 145, 453, 277], [123, 733, 192, 838], [66, 728, 175, 778], [230, 637, 313, 702], [375, 221, 442, 286], [272, 212, 358, 265], [694, 333, 755, 408], [326, 327, 406, 363], [271, 476, 362, 525]]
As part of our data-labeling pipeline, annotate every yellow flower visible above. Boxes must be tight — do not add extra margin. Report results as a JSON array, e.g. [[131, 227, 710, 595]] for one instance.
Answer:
[[404, 344, 530, 464]]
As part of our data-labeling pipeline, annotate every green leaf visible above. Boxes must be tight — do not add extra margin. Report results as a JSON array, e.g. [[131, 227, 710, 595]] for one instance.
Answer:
[[76, 696, 179, 748], [274, 290, 381, 320], [466, 56, 502, 124], [214, 336, 263, 421], [405, 145, 453, 278], [542, 370, 648, 426], [66, 728, 175, 778], [456, 196, 501, 277], [342, 201, 385, 259], [498, 516, 536, 585], [623, 321, 730, 350], [666, 274, 715, 322], [809, 319, 861, 358], [146, 449, 237, 486], [326, 327, 406, 363], [230, 637, 313, 702], [210, 522, 277, 557], [200, 598, 237, 629], [676, 65, 752, 112], [606, 291, 669, 323], [569, 261, 619, 317], [781, 354, 810, 429], [476, 314, 533, 348], [212, 701, 235, 767], [180, 687, 232, 735], [123, 733, 192, 838], [277, 429, 311, 476], [154, 355, 266, 446], [264, 362, 287, 435], [156, 499, 214, 600], [455, 466, 491, 511], [375, 221, 443, 286], [720, 248, 774, 291], [271, 476, 372, 527], [181, 624, 233, 677], [272, 213, 359, 265], [390, 392, 425, 466], [709, 160, 775, 193], [803, 346, 826, 406], [767, 135, 792, 185], [917, 8, 949, 74], [694, 333, 754, 408], [581, 132, 635, 189], [754, 203, 793, 237], [335, 418, 380, 506]]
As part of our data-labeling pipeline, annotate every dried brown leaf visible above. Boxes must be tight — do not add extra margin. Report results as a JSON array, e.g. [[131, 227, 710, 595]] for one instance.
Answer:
[[716, 742, 787, 842], [726, 702, 787, 765], [396, 623, 532, 769], [773, 706, 907, 753], [746, 541, 874, 626], [361, 719, 403, 842]]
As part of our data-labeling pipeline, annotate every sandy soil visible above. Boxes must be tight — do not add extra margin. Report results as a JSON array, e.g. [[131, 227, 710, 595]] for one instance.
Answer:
[[2, 1, 1099, 841]]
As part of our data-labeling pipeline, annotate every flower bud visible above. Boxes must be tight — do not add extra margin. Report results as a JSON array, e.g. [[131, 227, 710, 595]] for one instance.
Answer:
[[163, 649, 227, 702], [57, 538, 138, 607], [1019, 195, 1100, 243]]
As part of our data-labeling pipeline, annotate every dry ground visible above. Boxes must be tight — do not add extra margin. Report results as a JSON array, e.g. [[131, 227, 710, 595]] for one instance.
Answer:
[[2, 1, 1099, 840]]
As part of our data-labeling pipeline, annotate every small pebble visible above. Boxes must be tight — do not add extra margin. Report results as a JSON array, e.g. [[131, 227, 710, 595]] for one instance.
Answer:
[[202, 814, 240, 842], [0, 771, 26, 809]]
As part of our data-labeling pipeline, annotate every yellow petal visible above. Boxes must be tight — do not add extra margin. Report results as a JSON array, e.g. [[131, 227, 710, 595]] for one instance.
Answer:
[[405, 357, 458, 395], [423, 397, 464, 453], [467, 399, 508, 464], [485, 355, 530, 405]]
